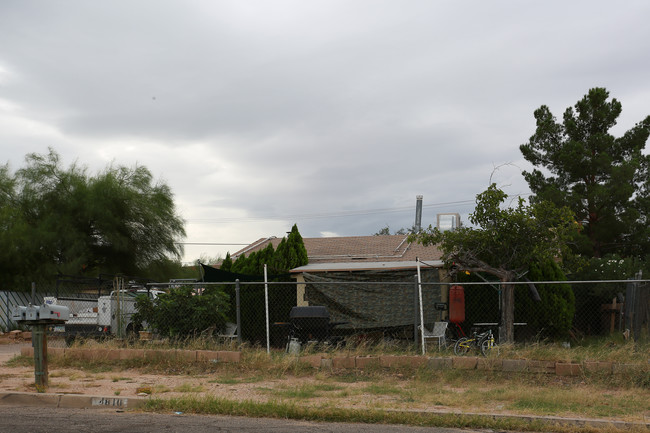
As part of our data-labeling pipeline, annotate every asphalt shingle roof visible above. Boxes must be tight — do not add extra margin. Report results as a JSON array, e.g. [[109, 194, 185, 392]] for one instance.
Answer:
[[232, 235, 442, 264]]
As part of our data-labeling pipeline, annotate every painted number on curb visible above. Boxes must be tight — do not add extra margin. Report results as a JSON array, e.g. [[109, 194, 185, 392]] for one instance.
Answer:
[[92, 397, 127, 408]]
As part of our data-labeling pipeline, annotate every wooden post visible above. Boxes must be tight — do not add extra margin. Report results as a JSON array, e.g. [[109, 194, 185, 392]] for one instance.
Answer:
[[499, 281, 515, 343], [32, 324, 48, 389], [610, 297, 617, 334]]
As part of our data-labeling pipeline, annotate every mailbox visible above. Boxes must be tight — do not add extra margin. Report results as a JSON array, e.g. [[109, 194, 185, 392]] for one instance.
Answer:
[[25, 305, 41, 321], [11, 306, 27, 321], [13, 301, 70, 390], [14, 304, 69, 324], [40, 304, 70, 321]]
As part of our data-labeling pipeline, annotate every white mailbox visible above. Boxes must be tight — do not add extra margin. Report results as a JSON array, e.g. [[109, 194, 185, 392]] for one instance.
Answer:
[[14, 303, 70, 323], [11, 306, 27, 321], [40, 304, 70, 321], [25, 305, 41, 321]]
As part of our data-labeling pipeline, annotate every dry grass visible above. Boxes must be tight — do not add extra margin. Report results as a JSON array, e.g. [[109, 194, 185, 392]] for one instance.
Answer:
[[494, 336, 649, 364], [146, 394, 650, 433], [11, 335, 648, 429], [174, 382, 206, 393], [409, 370, 648, 420], [58, 331, 648, 363]]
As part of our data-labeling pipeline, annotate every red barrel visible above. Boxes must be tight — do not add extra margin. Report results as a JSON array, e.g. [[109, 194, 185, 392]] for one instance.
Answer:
[[449, 285, 465, 324]]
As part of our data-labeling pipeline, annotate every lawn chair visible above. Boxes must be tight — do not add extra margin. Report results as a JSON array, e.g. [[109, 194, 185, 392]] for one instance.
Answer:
[[419, 322, 448, 351], [218, 322, 238, 343]]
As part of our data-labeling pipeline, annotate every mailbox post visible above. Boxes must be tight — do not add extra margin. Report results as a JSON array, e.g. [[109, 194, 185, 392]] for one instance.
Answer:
[[32, 321, 47, 388], [12, 303, 69, 389]]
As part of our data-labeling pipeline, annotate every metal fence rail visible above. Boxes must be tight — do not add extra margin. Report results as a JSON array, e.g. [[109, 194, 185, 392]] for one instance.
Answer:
[[2, 275, 648, 352]]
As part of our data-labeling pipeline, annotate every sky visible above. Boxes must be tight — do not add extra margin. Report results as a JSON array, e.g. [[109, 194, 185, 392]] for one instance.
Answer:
[[1, 1, 649, 264]]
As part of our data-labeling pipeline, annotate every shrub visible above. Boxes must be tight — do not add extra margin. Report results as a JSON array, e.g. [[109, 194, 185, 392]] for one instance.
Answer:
[[515, 260, 575, 339], [133, 285, 229, 338]]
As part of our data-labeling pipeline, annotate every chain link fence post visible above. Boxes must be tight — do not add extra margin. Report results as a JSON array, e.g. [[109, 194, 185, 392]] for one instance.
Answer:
[[235, 279, 242, 346]]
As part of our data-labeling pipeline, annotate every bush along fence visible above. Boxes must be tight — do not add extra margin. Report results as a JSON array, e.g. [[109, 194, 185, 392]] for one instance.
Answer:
[[1, 273, 648, 352]]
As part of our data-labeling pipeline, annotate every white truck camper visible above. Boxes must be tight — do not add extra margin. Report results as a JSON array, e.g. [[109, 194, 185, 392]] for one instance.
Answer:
[[45, 288, 163, 344]]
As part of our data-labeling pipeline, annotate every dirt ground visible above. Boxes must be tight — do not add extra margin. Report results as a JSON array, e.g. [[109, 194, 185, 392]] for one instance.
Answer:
[[1, 340, 648, 423], [0, 340, 505, 417], [0, 358, 428, 415], [1, 362, 285, 402], [0, 341, 409, 412]]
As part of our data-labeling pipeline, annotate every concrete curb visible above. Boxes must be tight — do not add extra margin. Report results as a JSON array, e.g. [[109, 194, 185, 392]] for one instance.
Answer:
[[385, 408, 650, 430], [0, 392, 147, 410], [1, 391, 647, 429]]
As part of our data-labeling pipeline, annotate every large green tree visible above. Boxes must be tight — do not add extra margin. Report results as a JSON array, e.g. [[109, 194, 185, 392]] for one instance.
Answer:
[[520, 87, 650, 258], [412, 184, 576, 342], [0, 148, 186, 288]]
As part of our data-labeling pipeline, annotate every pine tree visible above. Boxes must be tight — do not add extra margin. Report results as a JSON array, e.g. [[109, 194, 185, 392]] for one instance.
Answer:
[[220, 252, 232, 272], [520, 87, 650, 258]]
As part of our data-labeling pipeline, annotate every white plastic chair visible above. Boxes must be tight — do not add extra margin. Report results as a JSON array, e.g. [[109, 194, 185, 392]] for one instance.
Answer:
[[419, 322, 448, 351], [218, 322, 238, 342]]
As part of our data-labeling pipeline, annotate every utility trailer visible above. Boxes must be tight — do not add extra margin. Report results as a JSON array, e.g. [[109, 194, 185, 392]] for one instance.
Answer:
[[45, 288, 163, 343]]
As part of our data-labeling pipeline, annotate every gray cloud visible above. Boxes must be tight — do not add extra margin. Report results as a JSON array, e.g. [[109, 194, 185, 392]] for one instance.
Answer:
[[2, 0, 649, 262]]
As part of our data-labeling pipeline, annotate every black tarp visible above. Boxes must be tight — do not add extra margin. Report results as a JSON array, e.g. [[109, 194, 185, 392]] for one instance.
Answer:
[[200, 264, 262, 282], [199, 263, 291, 283], [302, 268, 442, 331]]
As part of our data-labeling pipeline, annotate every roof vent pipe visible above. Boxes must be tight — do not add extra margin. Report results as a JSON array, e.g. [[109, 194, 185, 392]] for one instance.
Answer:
[[414, 195, 423, 233]]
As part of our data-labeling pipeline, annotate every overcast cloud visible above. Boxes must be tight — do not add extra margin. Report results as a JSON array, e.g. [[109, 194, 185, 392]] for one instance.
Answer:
[[1, 1, 649, 263]]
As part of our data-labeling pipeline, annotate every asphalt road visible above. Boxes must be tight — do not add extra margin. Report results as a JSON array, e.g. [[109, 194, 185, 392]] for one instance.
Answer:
[[0, 406, 480, 433]]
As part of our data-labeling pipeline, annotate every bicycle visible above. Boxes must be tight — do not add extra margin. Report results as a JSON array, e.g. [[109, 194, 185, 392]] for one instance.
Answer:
[[444, 320, 466, 346], [453, 328, 496, 356]]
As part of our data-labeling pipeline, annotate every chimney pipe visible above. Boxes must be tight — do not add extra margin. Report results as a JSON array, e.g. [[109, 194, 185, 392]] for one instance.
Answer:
[[414, 195, 423, 233]]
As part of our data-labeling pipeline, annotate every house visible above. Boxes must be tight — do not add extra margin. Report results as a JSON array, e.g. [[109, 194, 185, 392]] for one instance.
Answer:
[[232, 235, 447, 332]]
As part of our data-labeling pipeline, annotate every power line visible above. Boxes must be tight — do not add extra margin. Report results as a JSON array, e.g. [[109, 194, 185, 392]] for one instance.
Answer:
[[187, 206, 416, 223], [185, 194, 532, 225]]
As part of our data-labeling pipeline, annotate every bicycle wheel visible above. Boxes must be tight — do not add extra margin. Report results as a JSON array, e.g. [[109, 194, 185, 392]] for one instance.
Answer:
[[454, 337, 471, 356], [445, 322, 464, 346], [480, 336, 495, 356]]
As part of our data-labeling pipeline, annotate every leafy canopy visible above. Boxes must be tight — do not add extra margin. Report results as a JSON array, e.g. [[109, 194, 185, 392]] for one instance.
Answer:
[[520, 87, 650, 258], [412, 184, 576, 342], [133, 285, 229, 337], [0, 148, 186, 288], [412, 184, 577, 280]]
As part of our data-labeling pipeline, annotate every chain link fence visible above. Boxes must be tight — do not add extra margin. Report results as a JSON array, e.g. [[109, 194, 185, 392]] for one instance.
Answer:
[[1, 275, 158, 346], [2, 274, 648, 351]]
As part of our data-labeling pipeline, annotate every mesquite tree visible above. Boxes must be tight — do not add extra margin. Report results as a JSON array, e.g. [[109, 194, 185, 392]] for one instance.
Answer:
[[0, 148, 185, 288], [411, 184, 576, 342]]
